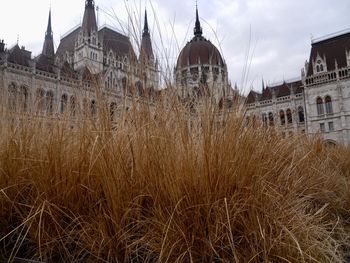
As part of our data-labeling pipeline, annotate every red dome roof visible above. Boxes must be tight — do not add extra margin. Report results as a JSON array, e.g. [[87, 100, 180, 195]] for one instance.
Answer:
[[176, 37, 224, 70]]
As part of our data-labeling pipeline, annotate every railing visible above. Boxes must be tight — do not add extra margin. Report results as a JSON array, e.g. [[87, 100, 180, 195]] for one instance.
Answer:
[[305, 66, 350, 87], [7, 62, 32, 73]]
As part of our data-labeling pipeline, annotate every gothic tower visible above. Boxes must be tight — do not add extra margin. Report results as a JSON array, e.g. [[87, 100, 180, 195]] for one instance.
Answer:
[[74, 0, 103, 73]]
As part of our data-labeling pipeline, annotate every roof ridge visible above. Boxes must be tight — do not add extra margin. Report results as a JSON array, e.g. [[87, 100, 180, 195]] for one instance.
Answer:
[[312, 28, 350, 44]]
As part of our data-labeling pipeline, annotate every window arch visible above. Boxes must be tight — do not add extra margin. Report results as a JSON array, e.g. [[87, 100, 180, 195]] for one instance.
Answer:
[[268, 112, 274, 126], [316, 97, 324, 115], [19, 86, 29, 112], [60, 94, 68, 114], [286, 109, 292, 124], [298, 106, 305, 123], [8, 83, 17, 111], [280, 110, 285, 125], [46, 90, 54, 115], [325, 96, 333, 114]]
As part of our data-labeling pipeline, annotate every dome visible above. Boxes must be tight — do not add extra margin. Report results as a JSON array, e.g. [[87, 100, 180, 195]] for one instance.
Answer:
[[176, 37, 224, 69], [176, 7, 224, 70]]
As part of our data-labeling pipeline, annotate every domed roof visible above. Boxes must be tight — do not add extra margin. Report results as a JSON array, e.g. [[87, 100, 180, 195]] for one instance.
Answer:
[[176, 7, 224, 70]]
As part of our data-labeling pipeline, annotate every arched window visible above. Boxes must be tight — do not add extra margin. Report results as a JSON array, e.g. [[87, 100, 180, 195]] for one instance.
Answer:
[[268, 112, 274, 126], [36, 88, 45, 112], [19, 86, 29, 112], [325, 96, 333, 114], [70, 96, 76, 117], [280, 110, 285, 125], [90, 100, 97, 116], [316, 97, 324, 115], [60, 94, 68, 114], [110, 102, 117, 121], [46, 91, 54, 115], [8, 83, 17, 111], [316, 65, 320, 72], [298, 106, 305, 123], [286, 109, 292, 124], [320, 64, 324, 71]]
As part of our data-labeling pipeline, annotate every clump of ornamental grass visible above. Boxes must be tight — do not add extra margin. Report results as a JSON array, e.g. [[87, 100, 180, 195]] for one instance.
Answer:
[[0, 91, 350, 262]]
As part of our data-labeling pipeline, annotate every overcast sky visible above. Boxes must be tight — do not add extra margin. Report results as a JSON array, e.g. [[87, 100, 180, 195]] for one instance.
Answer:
[[1, 0, 349, 93]]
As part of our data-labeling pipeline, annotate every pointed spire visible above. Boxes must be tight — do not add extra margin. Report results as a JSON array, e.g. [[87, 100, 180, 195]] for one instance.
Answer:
[[42, 9, 55, 58], [194, 4, 203, 37], [46, 9, 53, 37], [82, 0, 97, 35], [262, 77, 265, 91], [143, 9, 150, 37]]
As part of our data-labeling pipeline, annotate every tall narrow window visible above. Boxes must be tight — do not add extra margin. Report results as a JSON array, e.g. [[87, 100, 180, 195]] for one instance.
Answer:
[[286, 109, 292, 124], [90, 100, 97, 116], [268, 112, 274, 126], [46, 91, 54, 115], [328, 122, 334, 132], [325, 96, 333, 114], [82, 98, 88, 116], [316, 97, 324, 115], [70, 96, 76, 117], [8, 84, 17, 111], [262, 113, 268, 127], [60, 94, 68, 114], [110, 102, 117, 121], [36, 88, 45, 112], [280, 110, 285, 125], [122, 77, 127, 94], [298, 106, 305, 123], [18, 86, 29, 112]]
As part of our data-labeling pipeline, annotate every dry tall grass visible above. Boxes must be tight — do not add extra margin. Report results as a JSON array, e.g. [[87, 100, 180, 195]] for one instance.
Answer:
[[0, 94, 350, 262]]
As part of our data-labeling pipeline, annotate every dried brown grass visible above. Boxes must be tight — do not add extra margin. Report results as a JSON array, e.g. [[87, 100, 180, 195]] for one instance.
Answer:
[[0, 95, 350, 262]]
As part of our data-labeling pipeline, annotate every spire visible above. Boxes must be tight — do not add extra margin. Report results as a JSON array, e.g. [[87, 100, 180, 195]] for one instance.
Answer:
[[46, 9, 53, 37], [82, 0, 97, 35], [42, 9, 55, 58], [194, 4, 203, 37], [143, 9, 150, 37], [140, 9, 154, 63], [262, 78, 265, 91]]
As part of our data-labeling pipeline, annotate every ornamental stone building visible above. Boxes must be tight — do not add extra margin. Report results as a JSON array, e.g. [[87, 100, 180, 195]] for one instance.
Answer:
[[245, 29, 350, 146], [0, 0, 159, 118], [175, 7, 234, 104]]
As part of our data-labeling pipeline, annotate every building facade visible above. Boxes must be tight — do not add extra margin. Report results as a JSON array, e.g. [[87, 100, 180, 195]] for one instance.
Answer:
[[0, 0, 159, 118], [245, 30, 350, 146], [245, 79, 306, 138]]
